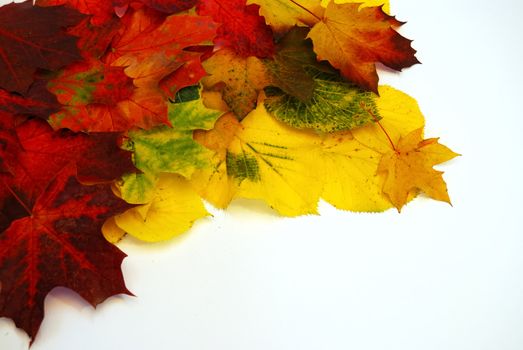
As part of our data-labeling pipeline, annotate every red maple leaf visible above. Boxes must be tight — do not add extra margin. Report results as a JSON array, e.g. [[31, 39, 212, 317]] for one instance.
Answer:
[[35, 0, 115, 26], [0, 163, 132, 341], [0, 114, 135, 209], [48, 59, 168, 132], [0, 0, 85, 95], [113, 0, 198, 14], [196, 0, 274, 58], [0, 79, 60, 119]]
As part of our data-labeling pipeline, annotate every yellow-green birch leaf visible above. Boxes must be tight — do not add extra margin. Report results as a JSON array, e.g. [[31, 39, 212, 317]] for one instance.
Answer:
[[115, 174, 209, 242]]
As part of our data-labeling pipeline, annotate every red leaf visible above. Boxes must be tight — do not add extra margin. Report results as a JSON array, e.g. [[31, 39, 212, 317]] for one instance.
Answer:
[[0, 0, 85, 94], [48, 59, 168, 132], [196, 0, 274, 58], [0, 163, 132, 341], [35, 0, 115, 26], [0, 79, 60, 119], [0, 115, 135, 209], [112, 0, 198, 14]]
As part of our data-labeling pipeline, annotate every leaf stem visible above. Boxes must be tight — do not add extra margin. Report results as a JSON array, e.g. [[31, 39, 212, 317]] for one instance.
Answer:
[[288, 0, 323, 22], [362, 103, 397, 152]]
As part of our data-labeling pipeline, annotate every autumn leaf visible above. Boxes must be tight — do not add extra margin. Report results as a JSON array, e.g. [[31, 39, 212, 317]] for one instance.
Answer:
[[193, 108, 323, 216], [113, 0, 198, 15], [202, 49, 271, 118], [377, 128, 459, 211], [192, 85, 456, 215], [308, 2, 418, 92], [111, 173, 209, 242], [264, 69, 377, 132], [0, 79, 60, 119], [70, 17, 121, 59], [246, 0, 324, 33], [321, 0, 390, 13], [202, 30, 324, 119], [0, 115, 135, 213], [197, 0, 275, 58], [0, 164, 132, 341], [0, 0, 85, 94], [320, 85, 425, 212], [262, 27, 319, 102], [108, 8, 217, 89], [35, 0, 115, 25], [48, 59, 167, 132], [108, 86, 219, 241]]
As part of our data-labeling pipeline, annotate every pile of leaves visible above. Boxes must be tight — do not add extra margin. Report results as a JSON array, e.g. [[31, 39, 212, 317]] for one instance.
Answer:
[[0, 0, 458, 345]]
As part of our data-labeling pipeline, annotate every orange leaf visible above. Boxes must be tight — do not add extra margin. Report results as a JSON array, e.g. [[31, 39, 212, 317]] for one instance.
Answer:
[[308, 2, 418, 93], [377, 128, 459, 211]]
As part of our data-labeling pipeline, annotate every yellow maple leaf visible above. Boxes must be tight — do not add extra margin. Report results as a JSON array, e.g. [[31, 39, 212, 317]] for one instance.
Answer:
[[377, 128, 459, 211]]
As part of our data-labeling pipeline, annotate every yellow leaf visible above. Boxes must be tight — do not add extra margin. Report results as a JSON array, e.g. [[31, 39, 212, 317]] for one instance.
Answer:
[[377, 128, 459, 211], [193, 108, 323, 216], [321, 0, 390, 14], [193, 86, 455, 215], [320, 85, 424, 211], [247, 0, 324, 33], [192, 114, 242, 209], [115, 174, 209, 242], [102, 217, 126, 244]]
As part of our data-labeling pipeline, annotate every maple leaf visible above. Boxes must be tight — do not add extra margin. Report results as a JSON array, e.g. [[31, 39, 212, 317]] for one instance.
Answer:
[[107, 8, 217, 89], [307, 2, 419, 92], [35, 0, 115, 25], [202, 49, 271, 118], [0, 0, 85, 94], [0, 164, 132, 341], [377, 128, 459, 211], [0, 115, 135, 212], [113, 0, 198, 14], [48, 59, 167, 132], [70, 17, 121, 59], [196, 0, 275, 58], [0, 79, 60, 119], [246, 0, 324, 33]]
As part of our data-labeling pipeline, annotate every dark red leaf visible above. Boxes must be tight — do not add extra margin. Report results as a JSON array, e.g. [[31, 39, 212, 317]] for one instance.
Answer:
[[0, 79, 60, 119], [0, 0, 85, 94], [35, 0, 115, 26], [0, 163, 132, 341], [0, 115, 135, 209], [112, 0, 198, 14]]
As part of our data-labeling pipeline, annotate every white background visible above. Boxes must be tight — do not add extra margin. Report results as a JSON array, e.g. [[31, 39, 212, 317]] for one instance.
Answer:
[[1, 0, 523, 349]]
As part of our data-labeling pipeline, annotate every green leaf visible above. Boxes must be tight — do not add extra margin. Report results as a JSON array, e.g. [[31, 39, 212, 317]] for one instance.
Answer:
[[264, 71, 380, 132], [168, 85, 222, 131]]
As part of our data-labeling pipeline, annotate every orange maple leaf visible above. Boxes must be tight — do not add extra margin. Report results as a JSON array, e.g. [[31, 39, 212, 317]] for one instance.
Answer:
[[377, 128, 459, 211], [308, 2, 419, 93]]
